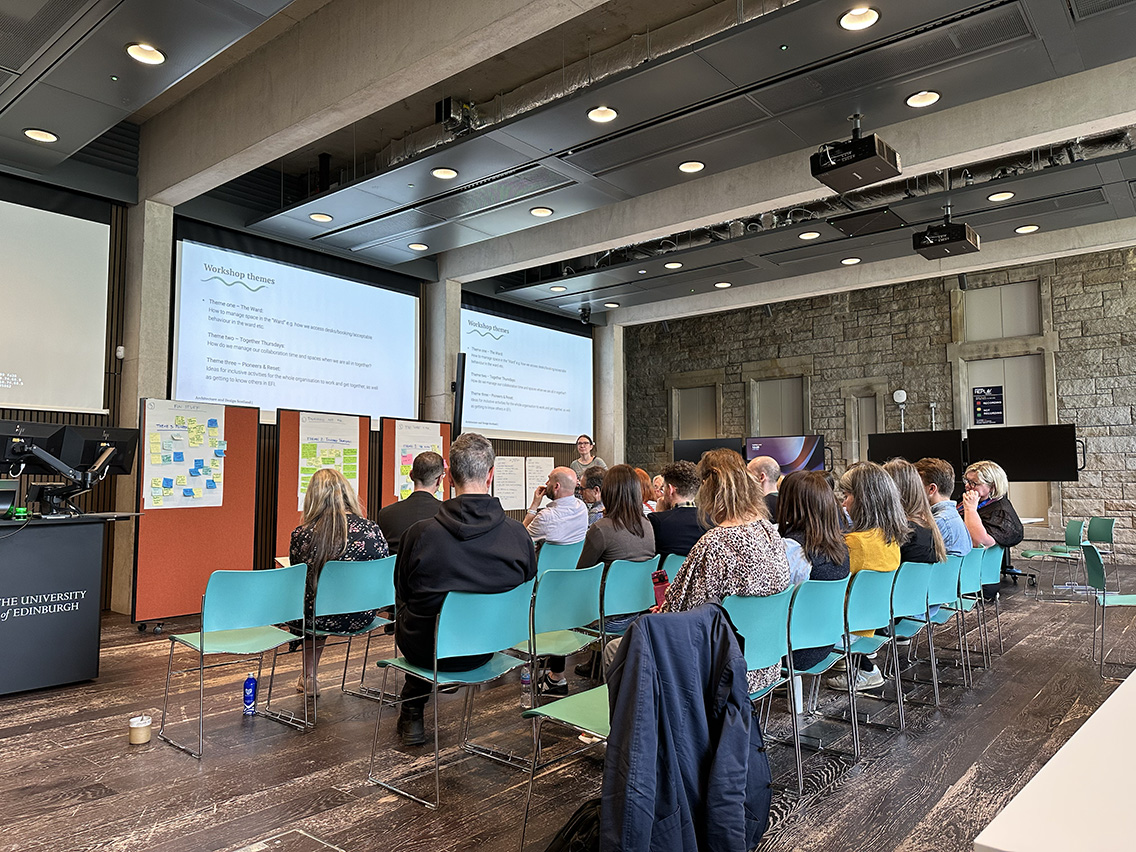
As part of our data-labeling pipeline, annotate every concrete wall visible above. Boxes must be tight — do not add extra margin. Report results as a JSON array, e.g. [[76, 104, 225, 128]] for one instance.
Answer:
[[623, 247, 1136, 558]]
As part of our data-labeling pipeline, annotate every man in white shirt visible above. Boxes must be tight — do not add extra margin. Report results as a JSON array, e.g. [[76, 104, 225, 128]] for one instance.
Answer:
[[523, 466, 587, 544]]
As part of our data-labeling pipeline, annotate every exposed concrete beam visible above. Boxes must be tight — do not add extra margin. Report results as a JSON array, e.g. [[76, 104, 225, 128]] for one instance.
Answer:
[[139, 0, 607, 206], [611, 216, 1136, 326], [440, 57, 1136, 283]]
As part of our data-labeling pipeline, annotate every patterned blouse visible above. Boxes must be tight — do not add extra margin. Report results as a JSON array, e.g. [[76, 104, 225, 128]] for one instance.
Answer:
[[663, 519, 790, 695], [289, 514, 389, 633]]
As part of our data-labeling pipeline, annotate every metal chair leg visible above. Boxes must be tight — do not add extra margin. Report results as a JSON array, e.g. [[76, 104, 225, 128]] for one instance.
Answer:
[[519, 717, 544, 852], [892, 636, 906, 732], [926, 622, 941, 708]]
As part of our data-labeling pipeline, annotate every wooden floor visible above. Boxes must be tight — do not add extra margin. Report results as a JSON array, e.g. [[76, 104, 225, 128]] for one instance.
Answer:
[[3, 570, 1135, 852]]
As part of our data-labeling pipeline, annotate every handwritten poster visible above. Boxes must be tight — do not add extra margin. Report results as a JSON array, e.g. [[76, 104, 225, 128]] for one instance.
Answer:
[[492, 456, 526, 511], [142, 400, 226, 510], [298, 412, 361, 510], [525, 456, 555, 509], [393, 420, 444, 501]]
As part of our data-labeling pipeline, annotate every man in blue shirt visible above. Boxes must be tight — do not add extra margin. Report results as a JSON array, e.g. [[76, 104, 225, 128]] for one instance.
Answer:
[[915, 457, 973, 557]]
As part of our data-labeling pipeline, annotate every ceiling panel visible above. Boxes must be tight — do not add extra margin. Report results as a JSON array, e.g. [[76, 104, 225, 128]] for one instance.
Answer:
[[0, 0, 89, 73], [315, 208, 445, 250], [496, 50, 737, 156], [0, 81, 127, 160], [377, 220, 493, 255], [349, 241, 421, 266], [418, 163, 571, 220], [456, 181, 624, 238]]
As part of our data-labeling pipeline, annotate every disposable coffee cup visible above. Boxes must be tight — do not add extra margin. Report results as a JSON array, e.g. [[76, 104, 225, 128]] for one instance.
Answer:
[[128, 714, 152, 744]]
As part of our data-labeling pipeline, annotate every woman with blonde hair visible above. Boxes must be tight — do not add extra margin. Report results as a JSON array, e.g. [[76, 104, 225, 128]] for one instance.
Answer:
[[289, 467, 388, 694], [959, 459, 1023, 598], [883, 458, 948, 564], [662, 449, 790, 695]]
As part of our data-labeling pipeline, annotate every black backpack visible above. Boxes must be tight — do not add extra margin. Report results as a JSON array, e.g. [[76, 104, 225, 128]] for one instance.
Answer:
[[544, 797, 601, 852]]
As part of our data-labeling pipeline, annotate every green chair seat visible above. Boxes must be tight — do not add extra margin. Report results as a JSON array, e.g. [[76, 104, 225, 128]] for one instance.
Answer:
[[1096, 594, 1136, 607], [848, 634, 889, 656], [526, 629, 594, 658], [312, 614, 391, 638], [172, 625, 298, 656], [376, 651, 524, 685], [784, 649, 844, 677], [522, 684, 610, 738]]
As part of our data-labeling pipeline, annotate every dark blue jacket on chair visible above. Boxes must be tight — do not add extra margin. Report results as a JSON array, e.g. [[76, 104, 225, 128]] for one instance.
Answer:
[[601, 603, 772, 852]]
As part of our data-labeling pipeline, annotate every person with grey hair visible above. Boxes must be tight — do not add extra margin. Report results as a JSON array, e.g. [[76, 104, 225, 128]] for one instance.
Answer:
[[377, 450, 445, 555], [580, 465, 606, 526], [523, 465, 587, 545], [747, 455, 782, 520], [393, 432, 536, 745]]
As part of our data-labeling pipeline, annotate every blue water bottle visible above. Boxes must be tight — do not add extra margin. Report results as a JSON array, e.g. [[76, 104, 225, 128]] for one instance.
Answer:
[[243, 673, 257, 715]]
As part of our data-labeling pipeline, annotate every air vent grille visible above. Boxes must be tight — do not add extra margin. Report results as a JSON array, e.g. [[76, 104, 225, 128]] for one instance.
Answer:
[[1069, 0, 1136, 19], [317, 208, 444, 250], [70, 121, 139, 176], [0, 0, 88, 72], [419, 165, 571, 219], [752, 3, 1034, 115]]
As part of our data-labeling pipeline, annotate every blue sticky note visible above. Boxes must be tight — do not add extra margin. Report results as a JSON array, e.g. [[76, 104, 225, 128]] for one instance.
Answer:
[[207, 418, 218, 428], [162, 478, 173, 488], [182, 488, 195, 497], [194, 458, 205, 468], [173, 451, 184, 462], [214, 449, 225, 458], [206, 479, 217, 489], [189, 468, 200, 477]]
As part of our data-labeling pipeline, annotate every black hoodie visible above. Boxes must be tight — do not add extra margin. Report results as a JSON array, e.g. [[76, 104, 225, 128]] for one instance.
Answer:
[[394, 492, 536, 667]]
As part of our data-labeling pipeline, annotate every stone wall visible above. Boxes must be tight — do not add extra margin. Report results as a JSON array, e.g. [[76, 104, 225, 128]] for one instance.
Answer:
[[623, 247, 1136, 558]]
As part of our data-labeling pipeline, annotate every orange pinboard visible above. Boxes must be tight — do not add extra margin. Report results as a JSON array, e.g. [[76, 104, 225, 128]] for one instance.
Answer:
[[379, 418, 451, 509]]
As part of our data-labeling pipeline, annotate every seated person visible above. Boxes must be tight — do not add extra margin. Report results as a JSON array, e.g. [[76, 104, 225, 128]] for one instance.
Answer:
[[747, 456, 781, 522], [914, 457, 973, 558], [523, 465, 587, 545], [649, 459, 712, 559], [777, 471, 850, 671], [290, 467, 389, 694], [394, 433, 536, 744], [959, 460, 1024, 599], [579, 465, 606, 526], [884, 458, 948, 565], [377, 451, 444, 555]]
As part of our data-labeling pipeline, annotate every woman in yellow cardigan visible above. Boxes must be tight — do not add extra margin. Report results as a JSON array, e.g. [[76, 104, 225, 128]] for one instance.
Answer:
[[827, 461, 909, 692]]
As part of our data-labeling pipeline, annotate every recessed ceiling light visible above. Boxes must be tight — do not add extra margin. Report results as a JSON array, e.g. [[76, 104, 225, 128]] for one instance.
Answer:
[[714, 281, 732, 289], [408, 243, 429, 251], [126, 43, 165, 65], [798, 231, 821, 241], [638, 269, 647, 274], [604, 302, 620, 308], [530, 206, 554, 217], [987, 191, 1015, 202], [839, 7, 879, 31], [23, 128, 57, 143], [431, 167, 458, 180], [664, 261, 683, 269], [841, 257, 862, 265], [588, 106, 618, 123], [906, 90, 940, 109], [550, 285, 568, 292], [1015, 224, 1039, 234], [679, 161, 705, 173], [308, 212, 333, 223]]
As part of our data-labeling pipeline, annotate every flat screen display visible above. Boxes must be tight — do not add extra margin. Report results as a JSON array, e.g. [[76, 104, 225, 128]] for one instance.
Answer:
[[459, 308, 592, 443], [867, 430, 965, 477], [173, 240, 418, 423], [673, 438, 745, 464], [967, 424, 1079, 481], [744, 435, 825, 472]]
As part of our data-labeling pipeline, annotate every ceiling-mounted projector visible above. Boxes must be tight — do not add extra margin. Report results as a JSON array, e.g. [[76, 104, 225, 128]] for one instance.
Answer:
[[913, 203, 980, 259], [810, 114, 901, 193]]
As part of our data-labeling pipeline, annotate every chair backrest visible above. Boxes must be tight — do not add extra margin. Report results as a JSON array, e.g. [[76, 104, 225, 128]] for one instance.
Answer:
[[723, 587, 794, 671], [536, 540, 586, 577], [313, 556, 396, 618], [202, 564, 307, 633], [891, 562, 932, 620], [436, 579, 536, 659], [601, 556, 661, 619], [959, 548, 984, 596], [659, 552, 687, 581], [788, 576, 850, 652], [1087, 517, 1115, 546], [1082, 544, 1107, 592], [1064, 519, 1087, 548], [927, 555, 964, 607], [844, 569, 896, 634], [979, 544, 1005, 585], [532, 564, 602, 634]]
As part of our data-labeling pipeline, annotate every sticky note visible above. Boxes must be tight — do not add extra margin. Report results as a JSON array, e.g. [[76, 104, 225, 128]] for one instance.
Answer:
[[206, 479, 217, 490], [174, 416, 186, 426], [399, 464, 411, 476], [343, 465, 357, 478], [176, 475, 187, 486], [217, 440, 227, 450], [213, 472, 222, 483], [172, 433, 184, 441], [149, 432, 160, 443], [193, 488, 203, 498], [150, 454, 161, 465], [208, 427, 218, 437], [207, 418, 218, 428], [344, 448, 358, 458], [161, 454, 172, 464], [173, 451, 184, 462], [215, 449, 225, 458], [211, 459, 220, 469], [183, 488, 195, 497], [188, 418, 198, 427], [189, 468, 200, 477], [194, 458, 205, 468], [163, 488, 173, 496], [162, 477, 173, 488], [151, 487, 162, 497], [151, 477, 161, 488], [153, 495, 163, 506], [209, 438, 218, 448], [161, 440, 173, 451]]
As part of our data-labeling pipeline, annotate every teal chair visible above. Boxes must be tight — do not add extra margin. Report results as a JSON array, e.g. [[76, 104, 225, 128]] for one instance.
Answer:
[[310, 556, 397, 712], [598, 556, 661, 648], [895, 556, 969, 687], [885, 562, 935, 726], [944, 548, 989, 668], [1084, 544, 1136, 679], [1021, 520, 1086, 594], [839, 569, 899, 759], [367, 579, 535, 809], [158, 563, 308, 759], [536, 540, 586, 577], [783, 576, 850, 795], [519, 685, 610, 850], [979, 545, 1006, 655], [1087, 517, 1119, 591], [659, 552, 687, 580]]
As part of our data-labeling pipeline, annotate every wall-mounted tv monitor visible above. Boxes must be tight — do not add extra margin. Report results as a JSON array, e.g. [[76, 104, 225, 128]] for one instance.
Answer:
[[744, 436, 825, 473], [673, 438, 745, 464], [967, 424, 1079, 481], [867, 430, 965, 477]]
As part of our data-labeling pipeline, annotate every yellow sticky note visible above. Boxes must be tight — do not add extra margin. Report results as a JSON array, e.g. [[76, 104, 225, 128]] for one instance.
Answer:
[[174, 416, 186, 426], [210, 459, 220, 469], [399, 464, 411, 475], [163, 488, 173, 496], [149, 432, 160, 442], [150, 454, 161, 465], [208, 427, 218, 437], [188, 418, 198, 427], [153, 495, 163, 506], [151, 478, 161, 488], [192, 488, 203, 498], [213, 472, 223, 483], [209, 438, 218, 448], [176, 475, 187, 486]]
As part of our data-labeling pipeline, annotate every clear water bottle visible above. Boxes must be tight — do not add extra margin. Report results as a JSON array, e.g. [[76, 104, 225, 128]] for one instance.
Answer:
[[243, 673, 257, 716], [520, 665, 532, 709]]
